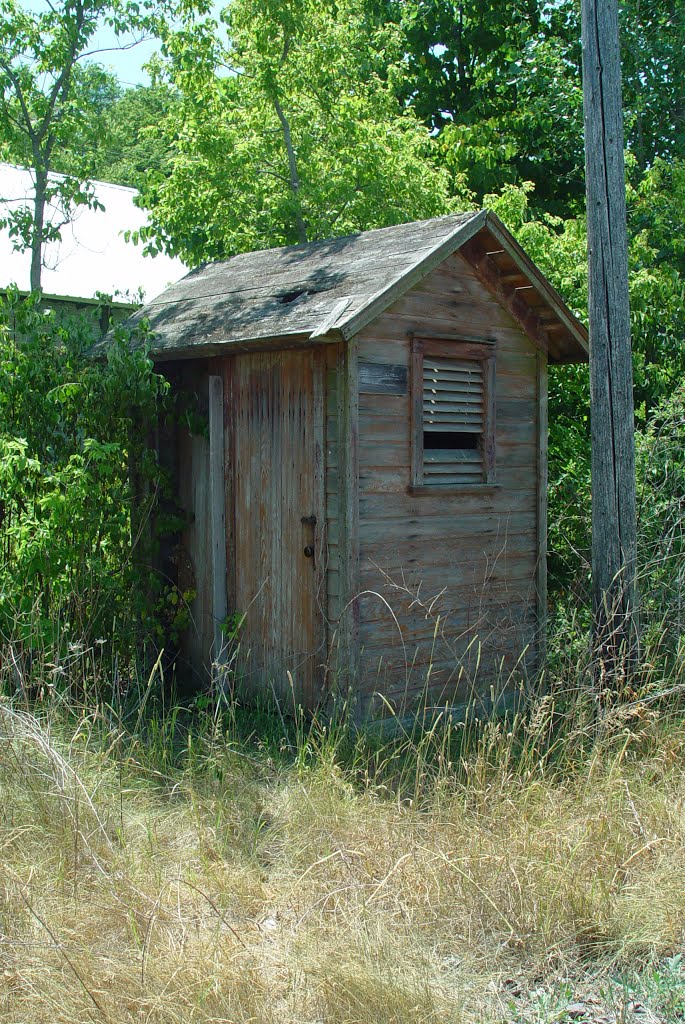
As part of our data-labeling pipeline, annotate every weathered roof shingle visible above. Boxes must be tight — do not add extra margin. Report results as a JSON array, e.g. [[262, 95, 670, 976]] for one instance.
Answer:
[[113, 210, 588, 363]]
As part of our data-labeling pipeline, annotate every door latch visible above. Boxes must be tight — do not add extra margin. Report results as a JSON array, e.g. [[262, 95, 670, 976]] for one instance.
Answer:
[[301, 515, 317, 566]]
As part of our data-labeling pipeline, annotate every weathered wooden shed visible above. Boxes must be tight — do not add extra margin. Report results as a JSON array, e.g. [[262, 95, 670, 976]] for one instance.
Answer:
[[125, 211, 588, 716]]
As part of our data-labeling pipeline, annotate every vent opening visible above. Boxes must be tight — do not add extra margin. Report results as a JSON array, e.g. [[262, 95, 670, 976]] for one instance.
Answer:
[[279, 288, 308, 304], [419, 351, 488, 485], [424, 430, 479, 450]]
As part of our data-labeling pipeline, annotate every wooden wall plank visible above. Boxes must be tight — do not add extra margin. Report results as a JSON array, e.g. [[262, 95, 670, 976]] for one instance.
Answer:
[[357, 583, 536, 627], [359, 533, 537, 567], [311, 346, 327, 709], [356, 316, 535, 349], [359, 557, 537, 592], [536, 351, 549, 669], [175, 362, 213, 677], [339, 338, 360, 697], [209, 374, 228, 663], [358, 462, 536, 493], [359, 509, 535, 543], [360, 489, 536, 520], [325, 345, 342, 630], [223, 357, 237, 627]]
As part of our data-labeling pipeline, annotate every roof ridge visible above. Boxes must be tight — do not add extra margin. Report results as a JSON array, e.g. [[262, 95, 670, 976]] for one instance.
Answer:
[[207, 209, 480, 269]]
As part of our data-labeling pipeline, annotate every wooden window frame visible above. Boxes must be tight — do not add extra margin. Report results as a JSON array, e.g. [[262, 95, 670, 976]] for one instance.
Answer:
[[409, 335, 496, 493]]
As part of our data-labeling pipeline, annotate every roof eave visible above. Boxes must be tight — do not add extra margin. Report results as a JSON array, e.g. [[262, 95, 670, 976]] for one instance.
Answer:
[[481, 211, 589, 363], [149, 327, 344, 362], [0, 286, 137, 310]]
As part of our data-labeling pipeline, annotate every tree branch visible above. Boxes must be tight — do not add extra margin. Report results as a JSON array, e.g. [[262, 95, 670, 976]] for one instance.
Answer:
[[0, 59, 39, 144]]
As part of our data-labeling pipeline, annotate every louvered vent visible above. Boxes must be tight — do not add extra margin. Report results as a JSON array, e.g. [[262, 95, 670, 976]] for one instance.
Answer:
[[423, 357, 484, 484]]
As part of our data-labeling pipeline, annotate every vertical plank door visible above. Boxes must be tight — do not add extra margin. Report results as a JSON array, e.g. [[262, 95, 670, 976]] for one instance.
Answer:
[[228, 348, 326, 710]]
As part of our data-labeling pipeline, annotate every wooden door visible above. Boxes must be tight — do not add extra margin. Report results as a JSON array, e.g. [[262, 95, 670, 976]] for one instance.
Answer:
[[227, 348, 326, 709]]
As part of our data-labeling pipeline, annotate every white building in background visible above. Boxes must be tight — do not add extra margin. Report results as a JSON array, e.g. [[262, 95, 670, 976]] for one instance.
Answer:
[[0, 161, 186, 310]]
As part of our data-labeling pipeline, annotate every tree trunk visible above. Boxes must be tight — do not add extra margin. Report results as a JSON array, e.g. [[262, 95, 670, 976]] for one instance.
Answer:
[[272, 92, 308, 245], [30, 164, 47, 292], [581, 0, 638, 687]]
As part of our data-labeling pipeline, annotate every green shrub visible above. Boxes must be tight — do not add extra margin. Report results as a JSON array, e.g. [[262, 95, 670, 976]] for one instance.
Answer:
[[0, 289, 181, 685]]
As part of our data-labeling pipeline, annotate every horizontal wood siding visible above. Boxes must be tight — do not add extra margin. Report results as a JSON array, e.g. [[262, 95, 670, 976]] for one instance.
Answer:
[[356, 252, 541, 714]]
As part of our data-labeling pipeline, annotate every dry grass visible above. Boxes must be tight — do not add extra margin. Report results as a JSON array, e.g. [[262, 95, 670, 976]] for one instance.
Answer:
[[1, 688, 685, 1023]]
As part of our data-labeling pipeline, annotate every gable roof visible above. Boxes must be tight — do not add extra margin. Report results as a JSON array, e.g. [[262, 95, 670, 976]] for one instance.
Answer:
[[112, 210, 588, 363], [0, 162, 186, 306]]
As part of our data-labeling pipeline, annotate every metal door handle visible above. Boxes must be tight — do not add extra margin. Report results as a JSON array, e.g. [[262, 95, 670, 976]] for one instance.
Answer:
[[303, 545, 314, 558]]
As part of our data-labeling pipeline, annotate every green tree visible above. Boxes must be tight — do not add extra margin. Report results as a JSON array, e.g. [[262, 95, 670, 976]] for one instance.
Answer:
[[384, 0, 585, 212], [88, 83, 179, 189], [0, 0, 163, 290], [376, 0, 685, 215], [137, 0, 458, 264], [620, 0, 685, 171], [484, 169, 685, 602], [394, 0, 543, 132]]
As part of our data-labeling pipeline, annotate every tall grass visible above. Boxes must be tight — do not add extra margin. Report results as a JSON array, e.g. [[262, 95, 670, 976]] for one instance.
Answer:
[[1, 617, 685, 1023]]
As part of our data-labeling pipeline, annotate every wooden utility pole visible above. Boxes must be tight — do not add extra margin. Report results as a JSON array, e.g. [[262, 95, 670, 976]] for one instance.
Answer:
[[581, 0, 638, 683]]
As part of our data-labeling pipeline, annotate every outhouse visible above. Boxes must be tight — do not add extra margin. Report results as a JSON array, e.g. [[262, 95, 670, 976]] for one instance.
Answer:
[[121, 211, 588, 716]]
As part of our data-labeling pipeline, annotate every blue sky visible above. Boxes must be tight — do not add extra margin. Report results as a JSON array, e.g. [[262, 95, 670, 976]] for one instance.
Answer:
[[20, 0, 235, 88], [85, 32, 158, 87], [20, 0, 233, 88], [22, 0, 166, 87]]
